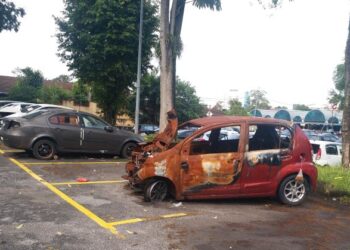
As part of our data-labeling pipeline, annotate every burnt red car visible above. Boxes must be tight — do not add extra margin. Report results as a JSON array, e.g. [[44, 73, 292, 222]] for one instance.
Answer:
[[124, 111, 317, 205]]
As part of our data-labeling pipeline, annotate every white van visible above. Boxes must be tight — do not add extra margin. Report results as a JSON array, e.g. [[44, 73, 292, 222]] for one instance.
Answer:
[[310, 140, 342, 166]]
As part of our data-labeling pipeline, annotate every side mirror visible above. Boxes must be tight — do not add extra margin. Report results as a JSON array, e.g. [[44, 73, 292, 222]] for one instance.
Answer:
[[104, 126, 114, 132]]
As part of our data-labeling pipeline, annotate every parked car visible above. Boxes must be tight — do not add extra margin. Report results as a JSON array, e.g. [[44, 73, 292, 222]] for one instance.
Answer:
[[124, 111, 317, 206], [5, 103, 72, 118], [0, 102, 33, 117], [0, 100, 19, 108], [0, 109, 143, 160], [310, 140, 342, 166], [136, 124, 159, 135], [314, 133, 341, 143]]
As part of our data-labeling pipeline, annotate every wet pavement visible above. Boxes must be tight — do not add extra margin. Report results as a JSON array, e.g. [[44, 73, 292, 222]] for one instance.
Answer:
[[0, 147, 349, 249]]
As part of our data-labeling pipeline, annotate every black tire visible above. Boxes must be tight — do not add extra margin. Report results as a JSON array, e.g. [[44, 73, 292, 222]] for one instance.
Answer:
[[32, 139, 56, 160], [121, 142, 137, 158], [278, 174, 309, 206], [144, 180, 168, 202]]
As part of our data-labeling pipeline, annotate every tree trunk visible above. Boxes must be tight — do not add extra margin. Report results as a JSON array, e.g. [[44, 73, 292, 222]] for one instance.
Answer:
[[342, 17, 350, 168], [159, 0, 175, 130], [103, 107, 117, 125], [159, 0, 186, 131]]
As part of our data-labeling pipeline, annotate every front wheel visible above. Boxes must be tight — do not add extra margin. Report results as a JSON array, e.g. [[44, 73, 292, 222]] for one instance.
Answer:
[[278, 175, 309, 206], [32, 139, 56, 160], [144, 180, 168, 202]]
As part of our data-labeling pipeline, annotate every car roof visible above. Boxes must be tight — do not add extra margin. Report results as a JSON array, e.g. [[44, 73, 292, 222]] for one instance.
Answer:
[[309, 140, 342, 146], [184, 116, 292, 127]]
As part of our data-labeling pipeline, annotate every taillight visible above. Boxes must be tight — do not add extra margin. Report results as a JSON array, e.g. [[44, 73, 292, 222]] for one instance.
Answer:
[[316, 148, 321, 160]]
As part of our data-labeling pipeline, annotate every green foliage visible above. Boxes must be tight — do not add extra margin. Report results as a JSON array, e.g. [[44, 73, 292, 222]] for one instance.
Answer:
[[8, 83, 38, 102], [0, 0, 25, 32], [72, 82, 90, 106], [317, 165, 350, 198], [15, 67, 44, 89], [247, 89, 271, 110], [176, 79, 206, 123], [225, 98, 248, 116], [8, 67, 44, 102], [39, 85, 71, 105], [55, 0, 158, 124], [128, 73, 205, 124], [51, 75, 72, 83], [328, 63, 345, 110], [193, 0, 221, 10], [293, 104, 311, 111]]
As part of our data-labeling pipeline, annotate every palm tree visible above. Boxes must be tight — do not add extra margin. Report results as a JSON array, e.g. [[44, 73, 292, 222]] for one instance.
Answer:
[[342, 17, 350, 168], [159, 0, 221, 129]]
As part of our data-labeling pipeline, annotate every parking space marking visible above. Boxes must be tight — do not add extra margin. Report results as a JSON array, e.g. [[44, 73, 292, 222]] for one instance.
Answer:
[[108, 213, 190, 226], [21, 161, 125, 165], [1, 149, 25, 152], [0, 149, 4, 154], [9, 158, 125, 238], [51, 180, 127, 186]]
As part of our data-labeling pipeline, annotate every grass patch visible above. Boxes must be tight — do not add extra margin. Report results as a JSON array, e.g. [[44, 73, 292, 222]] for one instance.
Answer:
[[317, 165, 350, 200]]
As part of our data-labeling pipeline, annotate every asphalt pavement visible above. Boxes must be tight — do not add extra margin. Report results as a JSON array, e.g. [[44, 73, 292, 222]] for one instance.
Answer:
[[0, 148, 349, 250]]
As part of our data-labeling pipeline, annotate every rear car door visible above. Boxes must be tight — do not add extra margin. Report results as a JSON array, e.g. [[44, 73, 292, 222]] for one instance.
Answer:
[[48, 113, 81, 150], [180, 124, 244, 198], [241, 123, 293, 194], [324, 144, 341, 166], [80, 114, 115, 153]]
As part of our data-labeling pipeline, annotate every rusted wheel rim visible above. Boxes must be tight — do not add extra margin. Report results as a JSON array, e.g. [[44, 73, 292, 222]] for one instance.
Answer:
[[284, 180, 305, 203], [149, 181, 168, 201]]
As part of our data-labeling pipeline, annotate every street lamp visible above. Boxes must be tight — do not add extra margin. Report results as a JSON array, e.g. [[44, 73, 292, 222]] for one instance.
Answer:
[[134, 0, 144, 134]]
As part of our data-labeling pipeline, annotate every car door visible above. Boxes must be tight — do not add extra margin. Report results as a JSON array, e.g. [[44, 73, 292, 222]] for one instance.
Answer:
[[241, 123, 293, 194], [324, 144, 341, 166], [180, 124, 245, 198], [48, 113, 82, 150], [79, 114, 115, 153]]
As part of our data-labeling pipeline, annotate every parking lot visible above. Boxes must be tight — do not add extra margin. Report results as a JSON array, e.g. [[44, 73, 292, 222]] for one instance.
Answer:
[[1, 144, 350, 250]]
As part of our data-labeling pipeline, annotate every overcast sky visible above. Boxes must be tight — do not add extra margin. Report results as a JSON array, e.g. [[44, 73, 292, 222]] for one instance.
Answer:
[[0, 0, 349, 109]]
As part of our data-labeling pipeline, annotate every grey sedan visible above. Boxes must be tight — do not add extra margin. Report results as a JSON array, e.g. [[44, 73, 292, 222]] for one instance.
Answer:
[[0, 109, 143, 160]]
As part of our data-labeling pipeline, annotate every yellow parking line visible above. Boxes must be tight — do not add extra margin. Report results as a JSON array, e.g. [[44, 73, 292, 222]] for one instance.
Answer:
[[51, 180, 127, 186], [21, 161, 125, 165], [9, 158, 125, 238], [0, 149, 4, 154], [2, 149, 24, 152], [108, 213, 190, 226]]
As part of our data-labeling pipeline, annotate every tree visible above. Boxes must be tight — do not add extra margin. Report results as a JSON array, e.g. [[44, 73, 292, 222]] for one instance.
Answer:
[[342, 18, 350, 168], [175, 78, 206, 123], [39, 85, 71, 105], [225, 98, 248, 116], [274, 106, 288, 110], [247, 89, 271, 110], [8, 67, 44, 102], [128, 72, 205, 124], [329, 63, 345, 110], [159, 0, 221, 130], [293, 104, 311, 111], [72, 82, 90, 106], [51, 74, 72, 83], [0, 0, 25, 32], [56, 0, 158, 124]]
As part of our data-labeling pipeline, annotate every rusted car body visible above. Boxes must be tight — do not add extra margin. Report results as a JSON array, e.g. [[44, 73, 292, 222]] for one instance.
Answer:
[[124, 110, 317, 205]]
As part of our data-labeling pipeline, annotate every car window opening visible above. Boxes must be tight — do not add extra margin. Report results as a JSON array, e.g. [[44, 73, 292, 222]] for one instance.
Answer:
[[190, 126, 241, 155]]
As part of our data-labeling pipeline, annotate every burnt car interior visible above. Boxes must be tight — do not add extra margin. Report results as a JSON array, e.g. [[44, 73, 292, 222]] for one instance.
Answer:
[[190, 126, 240, 155], [249, 124, 292, 151]]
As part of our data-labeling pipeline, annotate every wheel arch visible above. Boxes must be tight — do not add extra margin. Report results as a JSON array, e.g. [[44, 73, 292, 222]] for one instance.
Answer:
[[143, 176, 177, 199], [31, 136, 57, 150]]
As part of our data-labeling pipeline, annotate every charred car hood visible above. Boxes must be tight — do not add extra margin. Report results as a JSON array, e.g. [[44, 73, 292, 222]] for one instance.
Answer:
[[135, 109, 178, 155]]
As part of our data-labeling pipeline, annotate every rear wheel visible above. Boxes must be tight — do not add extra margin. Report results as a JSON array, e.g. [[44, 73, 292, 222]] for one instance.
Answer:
[[144, 180, 168, 202], [121, 142, 137, 158], [278, 175, 309, 206], [32, 139, 56, 160]]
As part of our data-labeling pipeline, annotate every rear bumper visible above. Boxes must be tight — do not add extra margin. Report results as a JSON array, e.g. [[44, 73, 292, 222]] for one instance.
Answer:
[[1, 133, 30, 150]]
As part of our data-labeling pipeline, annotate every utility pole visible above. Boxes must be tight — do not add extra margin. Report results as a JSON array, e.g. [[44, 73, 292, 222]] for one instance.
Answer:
[[134, 0, 144, 134]]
